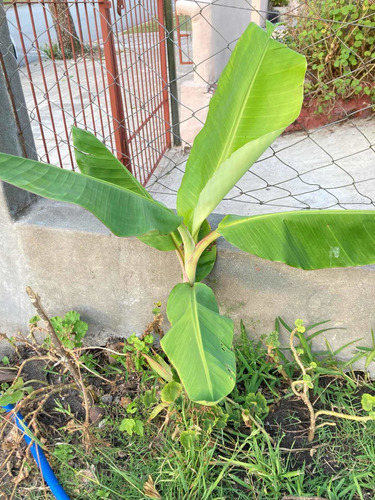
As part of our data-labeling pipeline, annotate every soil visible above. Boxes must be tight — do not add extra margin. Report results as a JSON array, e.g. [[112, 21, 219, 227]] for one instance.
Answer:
[[263, 374, 375, 476], [1, 342, 375, 499]]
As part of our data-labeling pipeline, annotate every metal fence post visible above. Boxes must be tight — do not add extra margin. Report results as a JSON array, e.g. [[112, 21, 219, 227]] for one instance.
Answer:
[[0, 0, 37, 217], [162, 0, 181, 147], [157, 0, 171, 149], [98, 0, 132, 173]]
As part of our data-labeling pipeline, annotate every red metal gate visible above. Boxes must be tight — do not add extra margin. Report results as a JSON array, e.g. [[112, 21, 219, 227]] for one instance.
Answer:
[[7, 0, 171, 185]]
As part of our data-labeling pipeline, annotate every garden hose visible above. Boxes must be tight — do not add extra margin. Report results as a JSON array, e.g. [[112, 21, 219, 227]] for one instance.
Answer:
[[1, 402, 71, 500]]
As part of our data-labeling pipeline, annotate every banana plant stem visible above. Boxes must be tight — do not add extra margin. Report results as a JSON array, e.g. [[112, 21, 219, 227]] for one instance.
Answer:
[[171, 231, 189, 282], [177, 223, 195, 259], [185, 229, 221, 284]]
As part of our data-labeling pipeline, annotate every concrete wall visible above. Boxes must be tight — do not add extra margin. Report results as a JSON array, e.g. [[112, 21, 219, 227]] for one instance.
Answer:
[[176, 0, 253, 85], [1, 200, 374, 366]]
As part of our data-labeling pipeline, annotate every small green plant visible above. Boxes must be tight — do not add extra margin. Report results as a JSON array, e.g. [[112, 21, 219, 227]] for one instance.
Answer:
[[353, 329, 375, 371], [0, 377, 33, 406], [42, 42, 93, 60], [271, 0, 289, 6], [123, 333, 154, 371], [40, 311, 88, 350], [119, 417, 144, 437], [1, 355, 9, 366], [285, 0, 375, 105], [53, 443, 75, 462], [2, 20, 375, 407]]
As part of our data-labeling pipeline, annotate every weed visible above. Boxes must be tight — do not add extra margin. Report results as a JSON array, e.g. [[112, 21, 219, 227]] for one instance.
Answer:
[[285, 0, 375, 107]]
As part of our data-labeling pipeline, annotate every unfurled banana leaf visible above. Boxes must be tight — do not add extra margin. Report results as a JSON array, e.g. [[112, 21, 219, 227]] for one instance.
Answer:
[[177, 22, 306, 239], [218, 211, 375, 269], [0, 154, 182, 237], [72, 127, 178, 251], [161, 283, 235, 404]]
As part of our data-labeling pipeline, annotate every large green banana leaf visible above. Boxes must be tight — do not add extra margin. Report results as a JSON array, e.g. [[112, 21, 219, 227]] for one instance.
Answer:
[[177, 22, 306, 239], [72, 126, 151, 198], [0, 153, 182, 237], [218, 211, 375, 270], [72, 127, 177, 251], [161, 283, 235, 404]]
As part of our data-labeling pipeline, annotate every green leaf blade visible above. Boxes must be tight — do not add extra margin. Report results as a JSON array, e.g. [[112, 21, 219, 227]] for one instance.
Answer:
[[72, 127, 150, 199], [218, 210, 375, 269], [177, 22, 306, 237], [161, 283, 236, 404], [0, 154, 182, 238], [71, 127, 180, 251]]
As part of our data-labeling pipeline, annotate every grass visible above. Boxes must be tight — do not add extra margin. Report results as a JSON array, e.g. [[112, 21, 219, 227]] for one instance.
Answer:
[[123, 16, 192, 35], [1, 313, 375, 499]]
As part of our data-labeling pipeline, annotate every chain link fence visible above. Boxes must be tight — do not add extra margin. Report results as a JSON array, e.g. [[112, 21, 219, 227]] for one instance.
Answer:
[[148, 0, 375, 220], [1, 0, 374, 213]]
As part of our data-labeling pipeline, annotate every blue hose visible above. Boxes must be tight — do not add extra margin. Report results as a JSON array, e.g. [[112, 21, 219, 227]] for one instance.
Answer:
[[1, 403, 71, 500]]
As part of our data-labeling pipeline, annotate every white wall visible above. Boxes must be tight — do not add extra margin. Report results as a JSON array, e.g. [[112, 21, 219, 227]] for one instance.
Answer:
[[176, 0, 268, 144]]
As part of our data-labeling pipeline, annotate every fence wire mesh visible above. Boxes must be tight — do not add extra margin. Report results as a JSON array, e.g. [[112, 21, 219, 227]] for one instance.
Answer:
[[1, 0, 374, 216], [147, 0, 375, 218]]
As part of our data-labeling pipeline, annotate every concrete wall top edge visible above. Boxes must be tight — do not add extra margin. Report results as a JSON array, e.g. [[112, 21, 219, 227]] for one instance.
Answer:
[[14, 198, 375, 273]]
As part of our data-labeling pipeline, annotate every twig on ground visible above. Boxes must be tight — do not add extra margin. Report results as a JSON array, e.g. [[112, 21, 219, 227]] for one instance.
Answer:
[[26, 286, 92, 449]]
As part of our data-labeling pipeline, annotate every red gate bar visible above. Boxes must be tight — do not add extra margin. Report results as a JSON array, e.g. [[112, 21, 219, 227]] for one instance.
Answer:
[[98, 0, 132, 172]]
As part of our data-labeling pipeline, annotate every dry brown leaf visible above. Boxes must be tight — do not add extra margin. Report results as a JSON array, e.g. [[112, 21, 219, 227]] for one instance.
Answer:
[[78, 466, 96, 484], [119, 396, 131, 408], [2, 428, 21, 451], [13, 465, 30, 485], [143, 475, 161, 499]]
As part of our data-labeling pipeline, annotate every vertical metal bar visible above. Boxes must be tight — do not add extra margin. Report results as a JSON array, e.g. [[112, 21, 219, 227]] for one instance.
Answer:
[[162, 0, 180, 146], [42, 2, 75, 168], [174, 0, 192, 65], [116, 5, 139, 179], [13, 4, 50, 163], [157, 0, 171, 150], [27, 2, 63, 166], [92, 4, 114, 150], [98, 0, 132, 171], [83, 0, 106, 141], [174, 0, 183, 65]]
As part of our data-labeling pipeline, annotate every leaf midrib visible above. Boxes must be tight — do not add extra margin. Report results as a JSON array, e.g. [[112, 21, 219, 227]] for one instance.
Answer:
[[190, 288, 214, 401], [213, 34, 272, 175]]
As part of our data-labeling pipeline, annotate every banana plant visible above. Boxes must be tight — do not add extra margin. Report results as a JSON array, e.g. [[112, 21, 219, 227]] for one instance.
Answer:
[[1, 22, 375, 404]]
